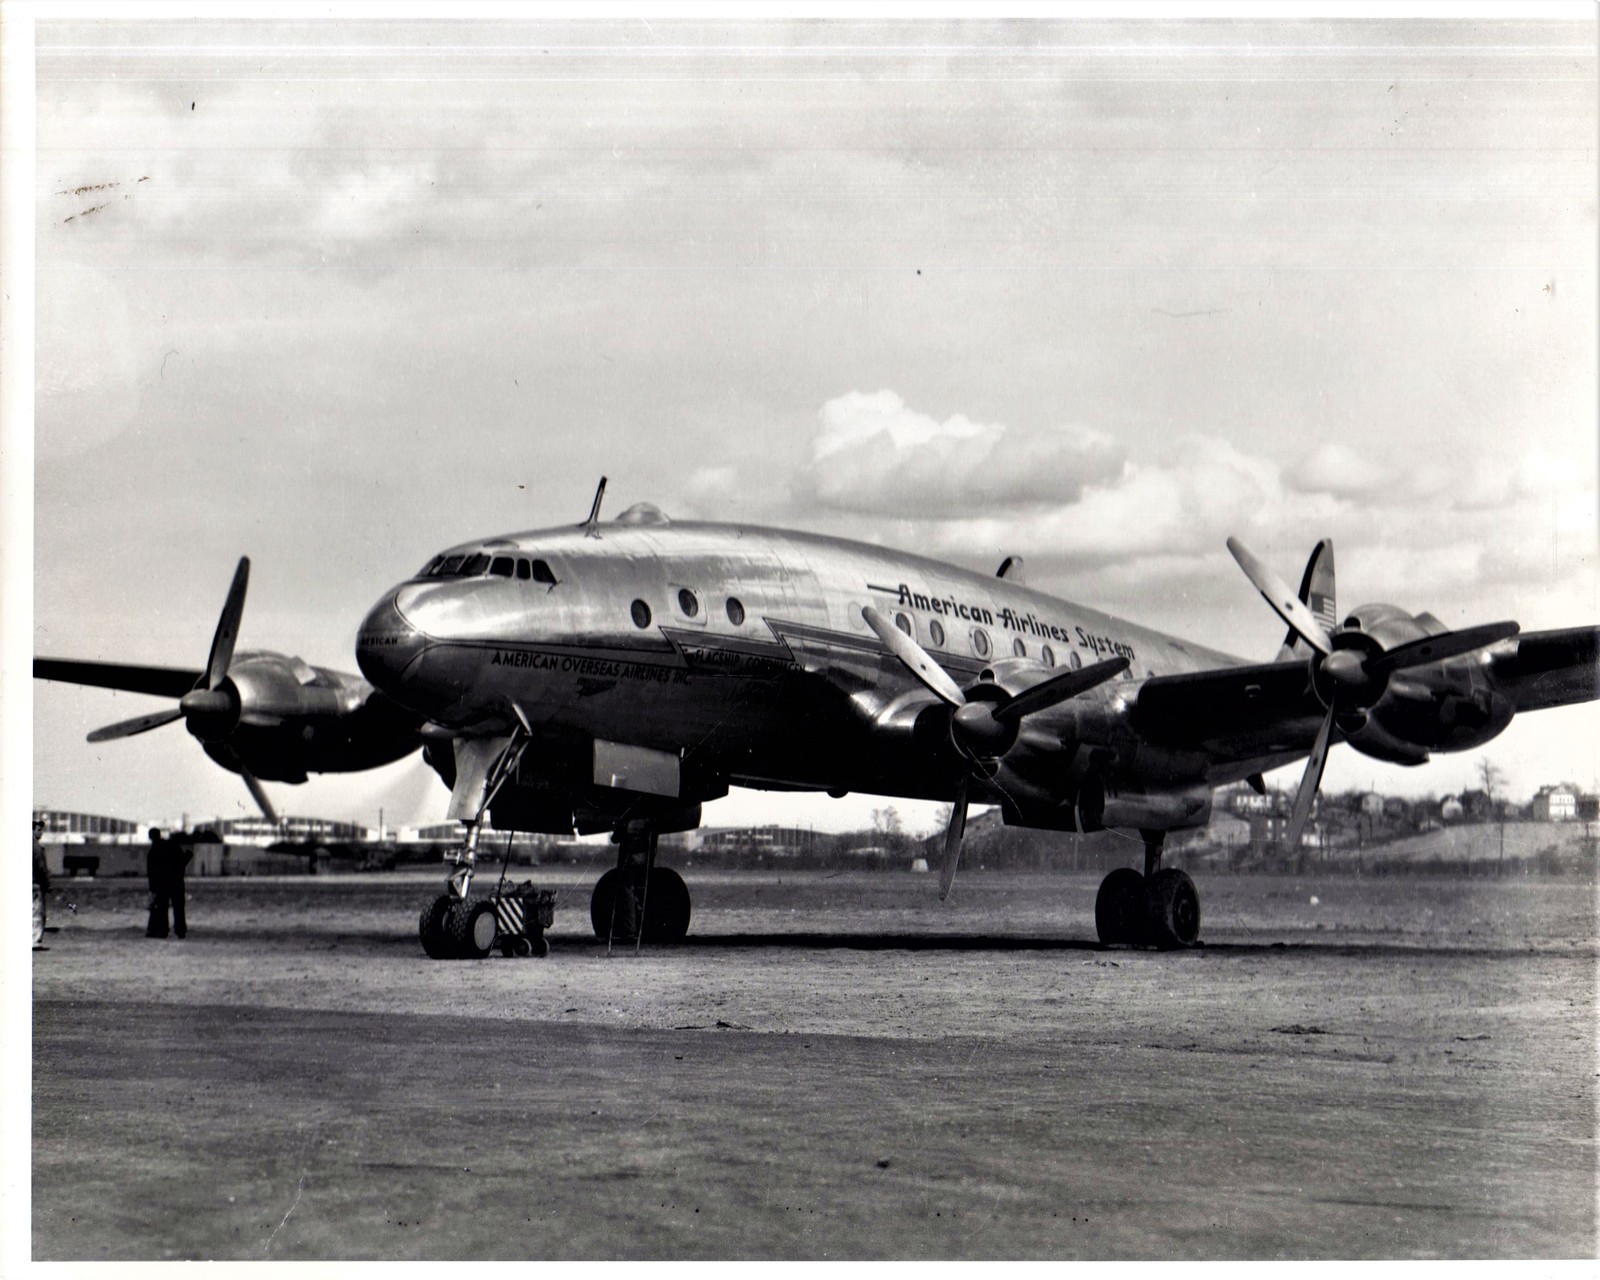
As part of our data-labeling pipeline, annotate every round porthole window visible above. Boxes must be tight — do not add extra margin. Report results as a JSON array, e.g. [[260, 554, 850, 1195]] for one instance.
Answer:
[[894, 612, 913, 636], [972, 629, 991, 659], [1012, 637, 1027, 658], [726, 597, 745, 626], [677, 588, 699, 618], [631, 599, 652, 629], [929, 619, 946, 647], [1069, 650, 1082, 670], [1041, 645, 1056, 668]]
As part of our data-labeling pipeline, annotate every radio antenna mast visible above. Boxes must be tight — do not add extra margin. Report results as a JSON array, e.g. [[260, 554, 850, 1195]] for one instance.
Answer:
[[580, 476, 608, 537]]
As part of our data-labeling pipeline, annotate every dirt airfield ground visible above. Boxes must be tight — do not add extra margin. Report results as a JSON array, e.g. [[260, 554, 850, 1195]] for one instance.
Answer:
[[31, 867, 1598, 1260]]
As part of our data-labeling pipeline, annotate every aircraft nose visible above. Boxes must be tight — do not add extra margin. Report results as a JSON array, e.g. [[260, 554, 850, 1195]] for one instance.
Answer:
[[355, 588, 427, 693]]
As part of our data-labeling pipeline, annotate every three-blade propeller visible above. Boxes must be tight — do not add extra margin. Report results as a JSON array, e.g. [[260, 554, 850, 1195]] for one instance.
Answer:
[[85, 557, 280, 826], [1226, 537, 1518, 851], [863, 605, 1128, 899]]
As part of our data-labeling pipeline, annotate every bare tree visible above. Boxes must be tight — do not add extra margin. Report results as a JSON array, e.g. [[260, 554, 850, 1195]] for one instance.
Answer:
[[1478, 757, 1508, 873]]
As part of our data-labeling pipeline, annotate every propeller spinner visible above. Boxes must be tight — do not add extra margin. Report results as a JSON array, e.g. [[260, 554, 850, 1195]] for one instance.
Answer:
[[85, 557, 280, 826], [1226, 537, 1518, 851], [863, 605, 1128, 900]]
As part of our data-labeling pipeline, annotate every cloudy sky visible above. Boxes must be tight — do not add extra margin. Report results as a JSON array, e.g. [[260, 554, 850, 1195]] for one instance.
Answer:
[[23, 13, 1599, 834]]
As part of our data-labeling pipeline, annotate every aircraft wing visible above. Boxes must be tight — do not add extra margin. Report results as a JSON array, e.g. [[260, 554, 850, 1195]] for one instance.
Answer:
[[1128, 660, 1325, 757], [34, 658, 202, 699], [1486, 625, 1600, 713]]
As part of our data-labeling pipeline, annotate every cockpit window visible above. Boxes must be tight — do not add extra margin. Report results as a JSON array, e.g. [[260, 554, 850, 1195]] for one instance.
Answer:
[[423, 550, 558, 582]]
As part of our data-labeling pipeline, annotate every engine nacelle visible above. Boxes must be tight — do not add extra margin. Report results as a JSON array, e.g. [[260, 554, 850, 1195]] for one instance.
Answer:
[[1077, 776, 1213, 833]]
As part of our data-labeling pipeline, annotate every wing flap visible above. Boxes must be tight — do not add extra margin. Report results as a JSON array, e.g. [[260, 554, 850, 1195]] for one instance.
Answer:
[[34, 658, 202, 699], [1129, 660, 1324, 754]]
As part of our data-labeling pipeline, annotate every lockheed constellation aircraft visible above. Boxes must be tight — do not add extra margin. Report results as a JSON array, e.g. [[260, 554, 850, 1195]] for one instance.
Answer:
[[38, 480, 1599, 958]]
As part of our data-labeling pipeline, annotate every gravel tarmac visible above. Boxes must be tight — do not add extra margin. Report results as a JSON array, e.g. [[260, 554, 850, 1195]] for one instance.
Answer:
[[31, 868, 1598, 1259]]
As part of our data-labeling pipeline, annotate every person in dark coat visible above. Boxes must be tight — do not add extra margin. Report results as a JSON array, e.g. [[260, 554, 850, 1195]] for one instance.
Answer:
[[33, 818, 50, 947], [145, 828, 191, 939]]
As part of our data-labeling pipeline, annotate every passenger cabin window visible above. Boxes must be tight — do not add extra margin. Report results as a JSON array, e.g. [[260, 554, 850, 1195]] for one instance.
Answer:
[[1041, 645, 1056, 668], [972, 629, 991, 659], [929, 620, 946, 647], [726, 597, 745, 626], [1012, 638, 1027, 658], [677, 588, 700, 618], [489, 556, 515, 578]]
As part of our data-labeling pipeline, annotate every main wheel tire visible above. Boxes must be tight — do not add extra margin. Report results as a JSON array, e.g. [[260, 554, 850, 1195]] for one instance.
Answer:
[[444, 898, 499, 959], [419, 895, 454, 959], [642, 866, 691, 943], [1145, 867, 1201, 950], [590, 868, 624, 940], [1095, 867, 1147, 946]]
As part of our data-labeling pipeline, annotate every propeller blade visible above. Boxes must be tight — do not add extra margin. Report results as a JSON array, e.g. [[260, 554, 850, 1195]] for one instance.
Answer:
[[203, 557, 251, 690], [86, 707, 184, 743], [938, 775, 969, 902], [994, 656, 1130, 724], [863, 605, 966, 707], [1369, 621, 1520, 676], [1226, 537, 1333, 657], [1284, 701, 1337, 852], [239, 767, 280, 828]]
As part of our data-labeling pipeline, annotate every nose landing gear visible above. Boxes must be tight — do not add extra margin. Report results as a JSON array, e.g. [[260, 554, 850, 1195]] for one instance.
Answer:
[[1094, 829, 1202, 949], [416, 716, 556, 960]]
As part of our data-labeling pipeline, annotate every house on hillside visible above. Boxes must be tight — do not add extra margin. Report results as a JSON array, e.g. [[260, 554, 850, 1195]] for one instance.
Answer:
[[1530, 784, 1579, 822]]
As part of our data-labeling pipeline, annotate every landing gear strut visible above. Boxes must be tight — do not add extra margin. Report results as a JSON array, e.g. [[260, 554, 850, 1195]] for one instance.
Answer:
[[589, 821, 692, 945], [419, 716, 536, 960], [1094, 828, 1202, 950]]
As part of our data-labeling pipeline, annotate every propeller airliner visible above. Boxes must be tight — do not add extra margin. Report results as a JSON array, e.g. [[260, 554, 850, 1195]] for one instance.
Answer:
[[36, 479, 1599, 956]]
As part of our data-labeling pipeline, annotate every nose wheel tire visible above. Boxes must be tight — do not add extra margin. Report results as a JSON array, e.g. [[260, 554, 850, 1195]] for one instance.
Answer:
[[418, 894, 453, 959], [1145, 868, 1201, 950], [445, 898, 500, 959], [1094, 867, 1148, 946]]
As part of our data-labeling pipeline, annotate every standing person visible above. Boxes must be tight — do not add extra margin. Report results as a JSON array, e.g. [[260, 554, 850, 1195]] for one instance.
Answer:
[[33, 817, 50, 948], [145, 828, 191, 939]]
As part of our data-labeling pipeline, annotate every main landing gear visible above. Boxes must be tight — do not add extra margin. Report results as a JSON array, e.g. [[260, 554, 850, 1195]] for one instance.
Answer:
[[589, 820, 692, 945], [1094, 828, 1201, 950]]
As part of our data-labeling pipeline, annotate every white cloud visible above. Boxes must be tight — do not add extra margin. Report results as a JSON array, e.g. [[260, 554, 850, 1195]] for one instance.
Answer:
[[797, 390, 1126, 516], [1289, 442, 1395, 499]]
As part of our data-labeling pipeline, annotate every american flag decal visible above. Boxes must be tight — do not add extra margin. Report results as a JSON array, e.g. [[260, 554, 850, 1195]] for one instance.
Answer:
[[1309, 589, 1337, 632]]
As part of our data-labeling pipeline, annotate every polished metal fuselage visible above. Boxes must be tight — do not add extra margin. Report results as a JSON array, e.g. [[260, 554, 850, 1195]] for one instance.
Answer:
[[356, 516, 1281, 824]]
